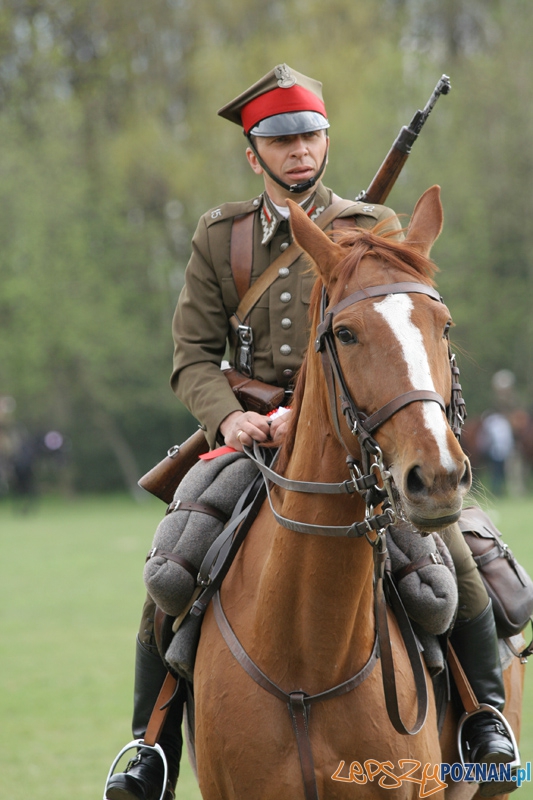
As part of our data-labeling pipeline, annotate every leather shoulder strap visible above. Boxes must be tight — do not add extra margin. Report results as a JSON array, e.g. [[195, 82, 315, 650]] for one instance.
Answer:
[[230, 197, 357, 330], [230, 212, 255, 301]]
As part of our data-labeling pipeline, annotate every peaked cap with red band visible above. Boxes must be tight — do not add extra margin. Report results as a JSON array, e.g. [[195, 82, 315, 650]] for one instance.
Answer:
[[218, 63, 329, 137]]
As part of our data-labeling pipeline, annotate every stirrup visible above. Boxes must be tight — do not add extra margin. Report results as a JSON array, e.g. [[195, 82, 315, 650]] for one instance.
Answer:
[[103, 738, 169, 800], [457, 704, 521, 769]]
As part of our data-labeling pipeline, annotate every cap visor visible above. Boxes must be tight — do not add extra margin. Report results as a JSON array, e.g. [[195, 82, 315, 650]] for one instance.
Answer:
[[249, 111, 329, 137]]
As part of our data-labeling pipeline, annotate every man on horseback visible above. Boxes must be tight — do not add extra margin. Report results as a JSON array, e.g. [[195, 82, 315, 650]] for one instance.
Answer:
[[106, 64, 517, 800]]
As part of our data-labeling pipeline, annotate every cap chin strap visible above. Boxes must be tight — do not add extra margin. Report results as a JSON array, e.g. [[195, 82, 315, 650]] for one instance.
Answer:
[[246, 134, 329, 195]]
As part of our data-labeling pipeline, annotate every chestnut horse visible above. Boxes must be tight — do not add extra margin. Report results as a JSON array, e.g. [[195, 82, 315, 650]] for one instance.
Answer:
[[192, 187, 524, 799]]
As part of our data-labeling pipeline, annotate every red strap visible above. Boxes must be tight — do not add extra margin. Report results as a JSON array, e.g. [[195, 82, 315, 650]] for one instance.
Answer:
[[199, 446, 237, 460]]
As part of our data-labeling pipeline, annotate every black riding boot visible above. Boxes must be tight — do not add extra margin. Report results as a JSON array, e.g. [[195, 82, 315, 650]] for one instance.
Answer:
[[106, 638, 184, 800], [450, 602, 518, 797]]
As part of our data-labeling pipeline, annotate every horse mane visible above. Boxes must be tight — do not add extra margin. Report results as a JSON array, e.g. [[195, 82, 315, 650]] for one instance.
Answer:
[[276, 225, 439, 475]]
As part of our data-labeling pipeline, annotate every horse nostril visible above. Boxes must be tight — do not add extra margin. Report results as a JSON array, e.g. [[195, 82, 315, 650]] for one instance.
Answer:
[[460, 460, 472, 488], [406, 466, 426, 496]]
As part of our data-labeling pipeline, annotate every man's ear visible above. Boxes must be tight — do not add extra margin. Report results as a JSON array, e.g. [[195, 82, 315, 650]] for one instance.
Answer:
[[245, 146, 263, 176]]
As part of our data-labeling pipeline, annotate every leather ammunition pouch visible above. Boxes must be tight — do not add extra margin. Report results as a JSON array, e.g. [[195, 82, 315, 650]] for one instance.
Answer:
[[459, 506, 533, 638], [222, 367, 285, 415]]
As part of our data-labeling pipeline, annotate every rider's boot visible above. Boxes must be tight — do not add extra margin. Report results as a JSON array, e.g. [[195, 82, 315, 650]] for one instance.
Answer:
[[450, 601, 518, 797], [106, 637, 184, 800]]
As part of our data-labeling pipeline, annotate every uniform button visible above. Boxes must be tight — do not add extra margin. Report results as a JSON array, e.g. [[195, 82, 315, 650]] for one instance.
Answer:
[[283, 369, 294, 378], [281, 317, 292, 329], [280, 344, 292, 356], [278, 267, 290, 278], [280, 292, 292, 303], [253, 198, 260, 206], [280, 242, 289, 251]]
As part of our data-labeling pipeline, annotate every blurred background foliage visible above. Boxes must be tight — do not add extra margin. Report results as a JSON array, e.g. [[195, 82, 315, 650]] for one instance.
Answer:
[[0, 0, 532, 494]]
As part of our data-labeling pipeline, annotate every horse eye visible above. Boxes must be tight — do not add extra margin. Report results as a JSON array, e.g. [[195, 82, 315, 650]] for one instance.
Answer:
[[443, 321, 452, 339], [335, 327, 358, 345]]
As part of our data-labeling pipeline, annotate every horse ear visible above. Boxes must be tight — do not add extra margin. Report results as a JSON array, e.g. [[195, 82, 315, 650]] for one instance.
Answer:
[[405, 185, 443, 257], [288, 200, 344, 282]]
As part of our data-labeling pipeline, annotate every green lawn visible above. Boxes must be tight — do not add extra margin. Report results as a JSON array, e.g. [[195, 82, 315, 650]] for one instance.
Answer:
[[0, 491, 532, 799]]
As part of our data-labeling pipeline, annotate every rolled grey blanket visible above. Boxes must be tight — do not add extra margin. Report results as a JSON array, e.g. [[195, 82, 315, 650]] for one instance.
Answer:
[[144, 451, 258, 617], [387, 523, 457, 636]]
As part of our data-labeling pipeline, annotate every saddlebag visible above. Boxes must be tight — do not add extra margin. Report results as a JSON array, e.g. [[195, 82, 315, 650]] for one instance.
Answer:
[[459, 506, 533, 638]]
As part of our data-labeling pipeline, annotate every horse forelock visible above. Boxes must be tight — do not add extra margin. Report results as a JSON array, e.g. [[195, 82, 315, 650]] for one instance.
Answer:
[[327, 226, 438, 307]]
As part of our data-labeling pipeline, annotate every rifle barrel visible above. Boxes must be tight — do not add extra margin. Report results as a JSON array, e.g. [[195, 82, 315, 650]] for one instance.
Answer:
[[358, 74, 451, 205]]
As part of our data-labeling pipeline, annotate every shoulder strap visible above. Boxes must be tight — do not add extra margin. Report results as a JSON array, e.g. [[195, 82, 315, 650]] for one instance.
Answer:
[[230, 212, 255, 301], [229, 197, 357, 331]]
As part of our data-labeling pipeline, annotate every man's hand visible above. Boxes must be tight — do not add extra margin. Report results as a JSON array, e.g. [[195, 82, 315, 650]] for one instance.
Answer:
[[269, 412, 291, 443], [219, 410, 272, 451]]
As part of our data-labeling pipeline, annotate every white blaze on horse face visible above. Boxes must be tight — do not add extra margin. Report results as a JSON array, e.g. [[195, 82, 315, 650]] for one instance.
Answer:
[[374, 293, 456, 473]]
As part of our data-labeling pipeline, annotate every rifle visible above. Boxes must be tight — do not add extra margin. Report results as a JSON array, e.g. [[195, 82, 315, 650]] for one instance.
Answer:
[[358, 74, 451, 205]]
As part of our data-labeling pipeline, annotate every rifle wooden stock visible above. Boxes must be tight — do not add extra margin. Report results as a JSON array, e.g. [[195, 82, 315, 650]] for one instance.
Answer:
[[138, 369, 286, 503], [359, 75, 451, 206], [361, 142, 410, 206], [138, 430, 209, 504]]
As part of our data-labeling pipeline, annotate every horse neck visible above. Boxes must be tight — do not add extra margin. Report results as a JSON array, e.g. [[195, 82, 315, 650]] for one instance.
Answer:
[[253, 360, 376, 685]]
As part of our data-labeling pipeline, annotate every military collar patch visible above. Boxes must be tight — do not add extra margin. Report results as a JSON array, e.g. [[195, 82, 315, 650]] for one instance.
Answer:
[[260, 191, 321, 246], [260, 202, 278, 245]]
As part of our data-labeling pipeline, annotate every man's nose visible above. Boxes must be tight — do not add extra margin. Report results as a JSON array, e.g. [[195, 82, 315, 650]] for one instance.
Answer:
[[290, 136, 309, 156]]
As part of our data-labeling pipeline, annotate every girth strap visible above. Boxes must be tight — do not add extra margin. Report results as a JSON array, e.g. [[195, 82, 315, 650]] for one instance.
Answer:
[[289, 692, 319, 800], [213, 589, 379, 800]]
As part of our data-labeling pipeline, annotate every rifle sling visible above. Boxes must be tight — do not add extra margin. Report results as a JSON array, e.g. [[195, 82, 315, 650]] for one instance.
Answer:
[[229, 197, 357, 331]]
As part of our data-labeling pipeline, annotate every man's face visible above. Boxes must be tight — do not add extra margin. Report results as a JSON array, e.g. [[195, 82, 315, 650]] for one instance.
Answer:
[[246, 130, 329, 204]]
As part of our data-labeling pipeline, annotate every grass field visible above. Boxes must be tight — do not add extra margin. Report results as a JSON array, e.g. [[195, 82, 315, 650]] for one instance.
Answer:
[[0, 491, 532, 799]]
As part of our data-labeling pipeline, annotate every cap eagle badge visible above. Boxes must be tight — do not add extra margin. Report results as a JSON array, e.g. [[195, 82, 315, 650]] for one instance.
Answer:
[[275, 64, 296, 89]]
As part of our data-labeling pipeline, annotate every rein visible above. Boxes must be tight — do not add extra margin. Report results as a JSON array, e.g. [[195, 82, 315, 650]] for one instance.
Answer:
[[214, 279, 467, 800]]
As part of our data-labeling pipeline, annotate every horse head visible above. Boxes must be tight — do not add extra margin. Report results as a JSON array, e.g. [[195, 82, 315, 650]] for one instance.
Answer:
[[288, 186, 471, 531]]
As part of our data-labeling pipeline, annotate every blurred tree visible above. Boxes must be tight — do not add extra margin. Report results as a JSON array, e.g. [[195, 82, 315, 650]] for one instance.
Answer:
[[0, 0, 531, 491]]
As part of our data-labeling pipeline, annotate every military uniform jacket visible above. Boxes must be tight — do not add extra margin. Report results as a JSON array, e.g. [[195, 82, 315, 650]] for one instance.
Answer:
[[171, 182, 400, 447]]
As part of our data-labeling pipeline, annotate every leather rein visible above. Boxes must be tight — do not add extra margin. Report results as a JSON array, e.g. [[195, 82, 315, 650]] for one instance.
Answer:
[[214, 279, 467, 800]]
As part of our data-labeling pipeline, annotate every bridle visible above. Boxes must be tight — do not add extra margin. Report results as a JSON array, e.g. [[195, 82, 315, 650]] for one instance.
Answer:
[[246, 279, 466, 537], [314, 279, 466, 522]]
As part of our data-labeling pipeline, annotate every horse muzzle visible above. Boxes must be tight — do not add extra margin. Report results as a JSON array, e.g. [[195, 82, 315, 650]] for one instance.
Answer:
[[395, 456, 472, 532]]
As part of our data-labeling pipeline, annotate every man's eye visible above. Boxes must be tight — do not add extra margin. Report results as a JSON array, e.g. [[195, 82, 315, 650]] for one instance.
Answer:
[[335, 328, 358, 345]]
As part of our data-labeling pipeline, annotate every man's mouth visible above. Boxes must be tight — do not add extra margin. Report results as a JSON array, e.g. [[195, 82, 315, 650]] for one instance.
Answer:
[[286, 166, 315, 180]]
